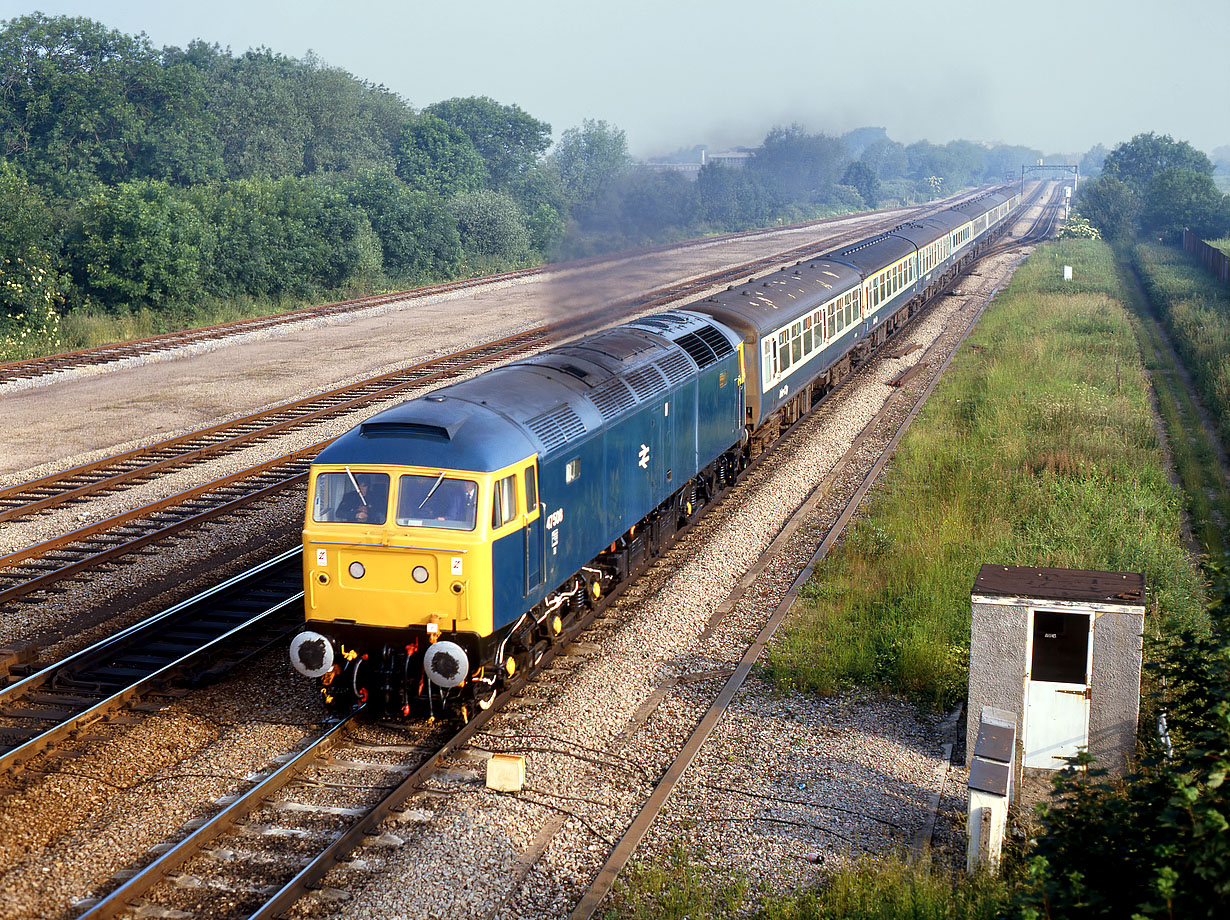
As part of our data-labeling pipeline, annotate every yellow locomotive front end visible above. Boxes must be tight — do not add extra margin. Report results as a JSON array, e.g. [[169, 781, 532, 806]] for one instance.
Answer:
[[303, 464, 490, 636], [294, 462, 507, 716]]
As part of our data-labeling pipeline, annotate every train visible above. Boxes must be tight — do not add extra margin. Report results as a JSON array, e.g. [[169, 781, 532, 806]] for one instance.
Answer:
[[289, 187, 1021, 718]]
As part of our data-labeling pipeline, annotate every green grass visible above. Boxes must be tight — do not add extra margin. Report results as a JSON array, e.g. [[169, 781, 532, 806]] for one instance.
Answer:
[[761, 854, 1010, 920], [603, 845, 750, 919], [1131, 242, 1230, 442], [604, 847, 1010, 920], [1113, 247, 1230, 559], [763, 239, 1205, 712]]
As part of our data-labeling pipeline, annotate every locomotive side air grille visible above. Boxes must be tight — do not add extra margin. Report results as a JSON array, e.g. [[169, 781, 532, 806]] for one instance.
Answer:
[[658, 351, 694, 384], [588, 379, 636, 421], [674, 331, 717, 368], [625, 365, 668, 400], [696, 325, 734, 359], [525, 406, 587, 450]]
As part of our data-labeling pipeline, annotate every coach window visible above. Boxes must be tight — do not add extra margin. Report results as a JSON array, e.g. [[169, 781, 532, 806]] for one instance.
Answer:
[[791, 323, 802, 363], [779, 330, 791, 371], [802, 316, 812, 353]]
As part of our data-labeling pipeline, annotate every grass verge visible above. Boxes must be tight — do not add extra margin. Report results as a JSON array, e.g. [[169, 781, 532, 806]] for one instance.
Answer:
[[606, 847, 1011, 919], [763, 239, 1204, 713], [1131, 242, 1230, 442], [1113, 246, 1230, 559]]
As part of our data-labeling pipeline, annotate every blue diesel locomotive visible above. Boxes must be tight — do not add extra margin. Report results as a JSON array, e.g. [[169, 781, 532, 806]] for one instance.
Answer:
[[289, 189, 1020, 716]]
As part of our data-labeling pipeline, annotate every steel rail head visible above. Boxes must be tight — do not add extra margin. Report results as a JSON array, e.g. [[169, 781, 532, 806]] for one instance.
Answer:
[[0, 548, 302, 707], [0, 589, 304, 775], [75, 712, 360, 920]]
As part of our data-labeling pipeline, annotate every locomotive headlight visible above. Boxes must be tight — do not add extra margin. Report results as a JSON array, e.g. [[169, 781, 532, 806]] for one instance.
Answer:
[[412, 565, 429, 584], [348, 561, 365, 579]]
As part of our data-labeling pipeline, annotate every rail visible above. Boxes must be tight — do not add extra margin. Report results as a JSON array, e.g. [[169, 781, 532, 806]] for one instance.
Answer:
[[0, 549, 303, 776]]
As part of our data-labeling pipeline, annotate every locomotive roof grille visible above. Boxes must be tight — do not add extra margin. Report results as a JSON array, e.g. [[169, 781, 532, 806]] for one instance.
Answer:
[[588, 378, 636, 421], [625, 364, 669, 401], [675, 330, 718, 368], [658, 351, 693, 383], [696, 325, 734, 358], [525, 405, 587, 450]]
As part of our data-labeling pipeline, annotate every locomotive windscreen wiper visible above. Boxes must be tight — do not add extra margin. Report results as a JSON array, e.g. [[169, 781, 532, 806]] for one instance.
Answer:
[[344, 465, 368, 505], [417, 471, 446, 510]]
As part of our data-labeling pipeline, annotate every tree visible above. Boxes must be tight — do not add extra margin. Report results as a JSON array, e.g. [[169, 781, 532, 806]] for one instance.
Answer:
[[70, 179, 208, 310], [333, 171, 463, 280], [424, 96, 551, 188], [695, 162, 775, 230], [450, 189, 531, 264], [861, 138, 908, 180], [0, 160, 64, 321], [1019, 581, 1230, 918], [840, 160, 879, 208], [187, 176, 377, 299], [198, 48, 312, 179], [293, 53, 403, 176], [753, 125, 846, 207], [1102, 132, 1214, 197], [1080, 143, 1109, 178], [1140, 168, 1230, 243], [551, 119, 631, 207], [1075, 174, 1140, 240], [0, 13, 219, 195], [396, 113, 487, 197]]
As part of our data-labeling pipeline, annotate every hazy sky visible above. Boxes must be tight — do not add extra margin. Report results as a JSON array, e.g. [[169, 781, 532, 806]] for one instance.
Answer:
[[2, 0, 1226, 158]]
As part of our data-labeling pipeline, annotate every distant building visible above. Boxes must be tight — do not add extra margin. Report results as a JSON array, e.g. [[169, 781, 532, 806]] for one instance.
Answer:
[[705, 150, 754, 169], [641, 148, 756, 181]]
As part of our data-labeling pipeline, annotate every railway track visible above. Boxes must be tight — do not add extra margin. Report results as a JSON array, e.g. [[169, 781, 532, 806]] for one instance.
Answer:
[[0, 549, 303, 777], [0, 208, 934, 525], [570, 211, 1044, 918], [0, 186, 1057, 919]]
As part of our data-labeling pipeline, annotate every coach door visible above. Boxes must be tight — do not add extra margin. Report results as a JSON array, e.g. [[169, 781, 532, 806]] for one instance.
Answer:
[[523, 463, 544, 594], [1023, 609, 1093, 768]]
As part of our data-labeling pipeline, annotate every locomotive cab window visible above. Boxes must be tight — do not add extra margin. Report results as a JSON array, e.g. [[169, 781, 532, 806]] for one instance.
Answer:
[[524, 465, 538, 510], [492, 474, 518, 529], [314, 471, 389, 525], [395, 474, 478, 530], [565, 458, 580, 483]]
